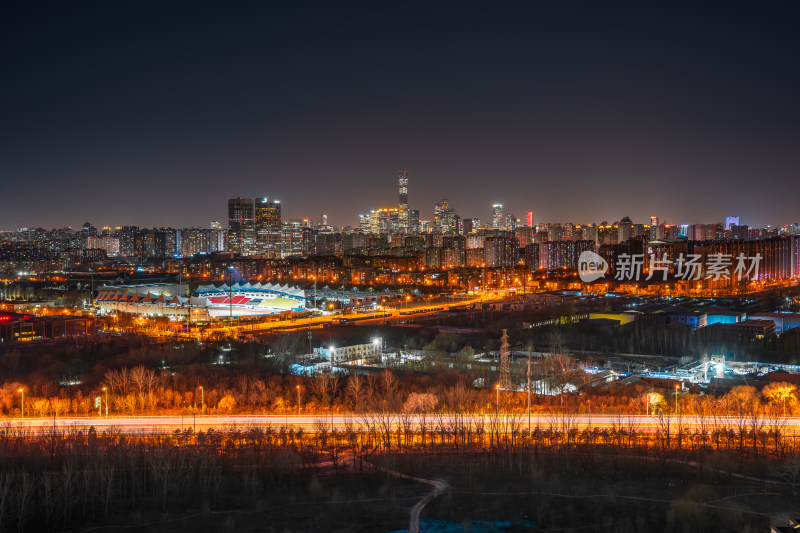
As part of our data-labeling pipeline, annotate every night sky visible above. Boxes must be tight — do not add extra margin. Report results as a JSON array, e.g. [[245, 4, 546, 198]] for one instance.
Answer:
[[2, 1, 798, 230]]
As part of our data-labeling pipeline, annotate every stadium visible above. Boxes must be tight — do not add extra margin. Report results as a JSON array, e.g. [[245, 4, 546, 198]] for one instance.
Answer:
[[194, 281, 307, 317], [95, 282, 307, 318]]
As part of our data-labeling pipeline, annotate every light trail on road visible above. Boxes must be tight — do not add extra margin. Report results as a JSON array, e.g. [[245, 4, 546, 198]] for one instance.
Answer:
[[3, 414, 797, 436]]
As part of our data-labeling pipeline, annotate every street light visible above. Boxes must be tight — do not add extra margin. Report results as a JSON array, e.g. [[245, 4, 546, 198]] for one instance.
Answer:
[[373, 337, 381, 359], [200, 386, 204, 414], [18, 388, 24, 420], [296, 385, 301, 415], [495, 383, 500, 414], [674, 383, 680, 415], [102, 387, 108, 416]]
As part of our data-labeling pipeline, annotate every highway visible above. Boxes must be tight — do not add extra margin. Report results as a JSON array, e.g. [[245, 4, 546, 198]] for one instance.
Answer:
[[3, 413, 796, 435]]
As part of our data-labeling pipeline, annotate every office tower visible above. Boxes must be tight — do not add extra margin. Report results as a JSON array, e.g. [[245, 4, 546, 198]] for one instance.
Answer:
[[228, 198, 255, 255], [505, 214, 518, 231], [255, 197, 281, 257], [365, 208, 397, 234], [389, 210, 401, 234], [434, 199, 449, 220], [280, 219, 303, 257], [731, 224, 749, 240], [492, 204, 503, 229], [650, 215, 658, 227], [398, 170, 409, 232], [409, 209, 420, 234], [726, 216, 740, 230], [526, 211, 533, 227], [462, 218, 476, 235], [434, 199, 457, 234], [358, 214, 370, 233]]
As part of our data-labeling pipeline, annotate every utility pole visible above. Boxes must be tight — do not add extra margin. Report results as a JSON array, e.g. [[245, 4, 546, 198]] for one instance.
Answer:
[[675, 383, 679, 415], [500, 329, 510, 390]]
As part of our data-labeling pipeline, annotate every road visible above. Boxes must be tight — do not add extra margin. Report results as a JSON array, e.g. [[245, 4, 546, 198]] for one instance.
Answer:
[[3, 413, 796, 435]]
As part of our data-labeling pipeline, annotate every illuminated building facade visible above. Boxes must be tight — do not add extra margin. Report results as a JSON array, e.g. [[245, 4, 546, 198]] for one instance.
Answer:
[[228, 198, 255, 255], [255, 197, 282, 257], [491, 204, 503, 229], [484, 235, 519, 267], [398, 170, 409, 233]]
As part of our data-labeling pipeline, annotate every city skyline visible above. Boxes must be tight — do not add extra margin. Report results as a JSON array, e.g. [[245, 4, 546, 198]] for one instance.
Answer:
[[2, 2, 798, 229], [2, 177, 797, 233]]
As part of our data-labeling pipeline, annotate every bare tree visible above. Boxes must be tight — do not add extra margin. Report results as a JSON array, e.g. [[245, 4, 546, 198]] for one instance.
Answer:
[[346, 373, 364, 411]]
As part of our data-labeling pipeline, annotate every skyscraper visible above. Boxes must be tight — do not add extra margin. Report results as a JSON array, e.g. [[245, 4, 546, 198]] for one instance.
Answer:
[[434, 199, 457, 234], [228, 198, 255, 255], [398, 170, 409, 233], [492, 204, 503, 229], [255, 197, 282, 257], [726, 216, 740, 230]]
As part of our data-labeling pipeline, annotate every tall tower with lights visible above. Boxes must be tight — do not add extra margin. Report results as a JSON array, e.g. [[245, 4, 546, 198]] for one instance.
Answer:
[[398, 170, 409, 233]]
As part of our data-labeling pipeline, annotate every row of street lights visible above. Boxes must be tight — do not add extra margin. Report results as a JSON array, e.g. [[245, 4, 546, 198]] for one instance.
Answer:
[[16, 384, 208, 419], [14, 379, 680, 419]]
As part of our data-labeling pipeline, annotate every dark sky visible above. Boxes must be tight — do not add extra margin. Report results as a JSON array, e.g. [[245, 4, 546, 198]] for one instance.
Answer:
[[2, 1, 798, 230]]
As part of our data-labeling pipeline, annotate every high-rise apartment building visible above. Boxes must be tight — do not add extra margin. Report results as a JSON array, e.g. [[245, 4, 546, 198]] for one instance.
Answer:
[[181, 228, 211, 257], [484, 234, 519, 267], [116, 226, 139, 257], [87, 235, 120, 256]]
